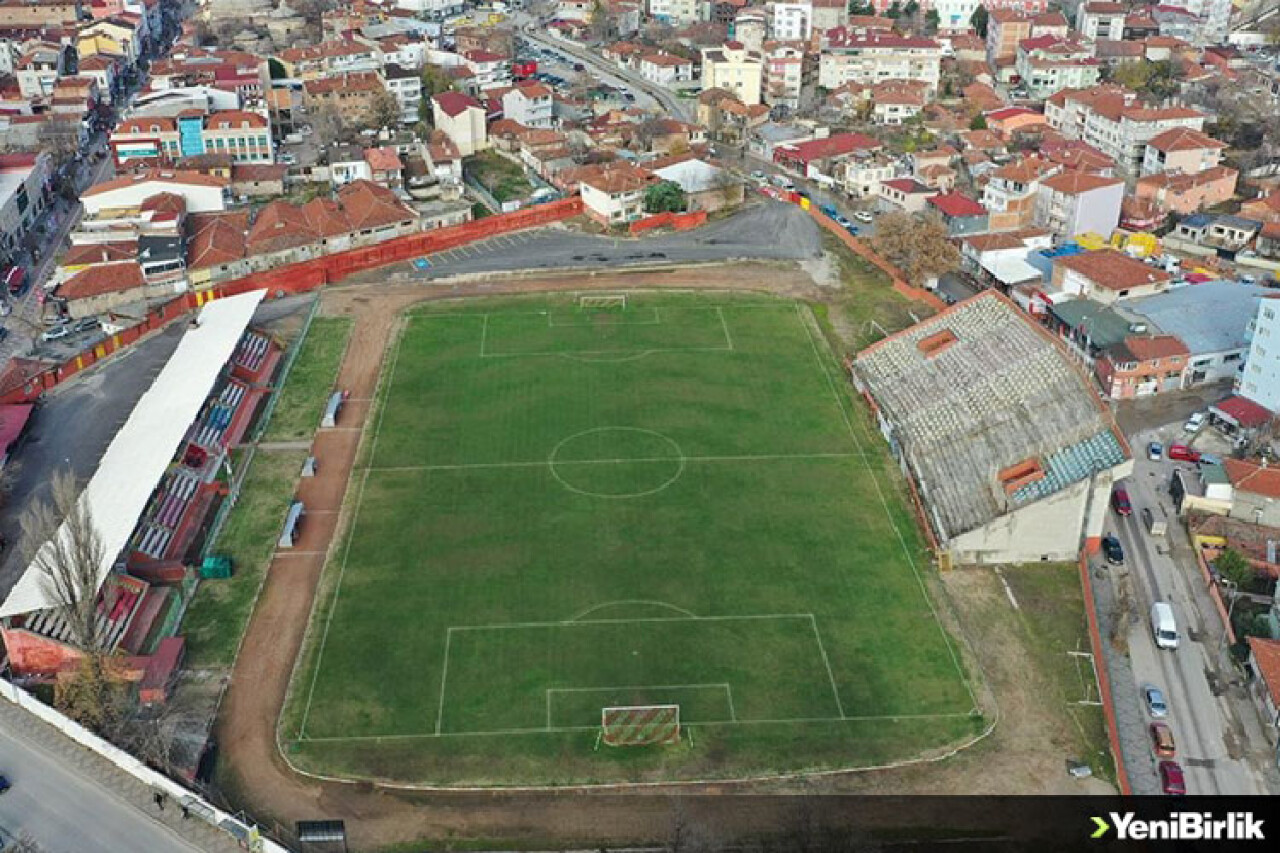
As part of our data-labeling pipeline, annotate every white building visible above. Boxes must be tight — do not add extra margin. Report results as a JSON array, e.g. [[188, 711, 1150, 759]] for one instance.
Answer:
[[701, 42, 764, 106], [638, 53, 695, 86], [1180, 0, 1232, 45], [768, 1, 813, 42], [0, 152, 51, 263], [837, 152, 896, 199], [647, 0, 700, 26], [81, 170, 229, 216], [432, 92, 487, 156], [818, 31, 942, 94], [1015, 36, 1100, 100], [763, 43, 806, 110], [1241, 297, 1280, 413], [1033, 171, 1124, 241], [1075, 2, 1126, 40], [1080, 102, 1206, 175], [381, 64, 423, 124], [501, 81, 554, 128]]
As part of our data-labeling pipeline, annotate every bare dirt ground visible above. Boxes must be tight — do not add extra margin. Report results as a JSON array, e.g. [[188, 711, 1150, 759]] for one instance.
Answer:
[[215, 264, 1112, 852]]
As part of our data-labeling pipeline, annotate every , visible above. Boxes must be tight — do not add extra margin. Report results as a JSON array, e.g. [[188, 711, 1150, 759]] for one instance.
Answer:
[[1144, 685, 1168, 718], [1159, 760, 1186, 795]]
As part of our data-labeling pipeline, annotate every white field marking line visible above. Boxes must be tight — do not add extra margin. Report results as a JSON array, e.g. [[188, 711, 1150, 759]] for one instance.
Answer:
[[297, 317, 410, 738], [808, 615, 846, 719], [448, 612, 814, 631], [478, 313, 489, 358], [294, 712, 977, 742], [716, 306, 734, 352], [272, 550, 328, 558], [544, 683, 733, 729], [568, 599, 697, 621], [484, 344, 733, 359], [546, 310, 662, 328], [434, 627, 452, 735], [793, 304, 979, 710], [367, 451, 859, 473]]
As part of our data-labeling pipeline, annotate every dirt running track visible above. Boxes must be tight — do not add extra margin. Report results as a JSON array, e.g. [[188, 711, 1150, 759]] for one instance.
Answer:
[[217, 265, 1108, 851]]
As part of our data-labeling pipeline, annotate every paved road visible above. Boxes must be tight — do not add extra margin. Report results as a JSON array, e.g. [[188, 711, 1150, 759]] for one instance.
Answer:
[[1105, 426, 1276, 796], [0, 710, 202, 852], [516, 17, 692, 122], [393, 201, 822, 281]]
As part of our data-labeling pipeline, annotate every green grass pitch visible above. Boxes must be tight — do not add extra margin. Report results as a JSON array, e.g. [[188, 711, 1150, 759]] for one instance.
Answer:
[[283, 292, 982, 785]]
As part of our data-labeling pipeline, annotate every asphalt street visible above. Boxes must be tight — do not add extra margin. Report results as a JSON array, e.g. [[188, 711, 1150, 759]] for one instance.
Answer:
[[0, 708, 202, 853], [1104, 424, 1275, 796], [400, 200, 822, 281]]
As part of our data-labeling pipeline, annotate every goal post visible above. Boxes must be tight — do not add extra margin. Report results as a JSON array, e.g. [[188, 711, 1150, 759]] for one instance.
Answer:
[[601, 704, 681, 746], [579, 294, 627, 311]]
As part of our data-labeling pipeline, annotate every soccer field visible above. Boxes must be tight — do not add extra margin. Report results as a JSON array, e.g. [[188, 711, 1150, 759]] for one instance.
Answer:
[[283, 292, 982, 785]]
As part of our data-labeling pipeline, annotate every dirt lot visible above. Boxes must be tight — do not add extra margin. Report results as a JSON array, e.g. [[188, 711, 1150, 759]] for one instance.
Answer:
[[214, 264, 1114, 852]]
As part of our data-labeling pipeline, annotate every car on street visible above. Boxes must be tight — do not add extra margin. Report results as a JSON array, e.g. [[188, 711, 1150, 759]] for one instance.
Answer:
[[1111, 486, 1132, 516], [1148, 441, 1163, 460], [72, 316, 101, 334], [3, 265, 26, 296], [1184, 411, 1207, 432], [280, 153, 297, 165], [845, 224, 860, 236], [834, 215, 853, 229], [1159, 760, 1186, 795], [1168, 443, 1200, 463], [1144, 685, 1168, 718], [1149, 722, 1176, 758], [854, 211, 874, 223], [1102, 534, 1124, 564], [0, 299, 10, 317], [41, 323, 70, 342]]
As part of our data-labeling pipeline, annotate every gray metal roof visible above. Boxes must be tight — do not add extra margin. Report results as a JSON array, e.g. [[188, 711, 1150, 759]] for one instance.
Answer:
[[1048, 299, 1141, 349], [1123, 281, 1266, 355], [856, 292, 1129, 541]]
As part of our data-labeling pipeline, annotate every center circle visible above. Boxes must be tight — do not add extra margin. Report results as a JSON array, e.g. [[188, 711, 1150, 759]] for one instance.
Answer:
[[548, 427, 685, 499]]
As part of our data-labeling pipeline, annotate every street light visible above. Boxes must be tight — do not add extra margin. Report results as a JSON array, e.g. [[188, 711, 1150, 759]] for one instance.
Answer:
[[1218, 575, 1239, 665]]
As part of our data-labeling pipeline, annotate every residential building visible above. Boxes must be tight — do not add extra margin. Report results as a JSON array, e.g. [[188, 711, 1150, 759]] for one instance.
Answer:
[[762, 43, 808, 111], [303, 71, 387, 125], [0, 0, 80, 27], [110, 111, 273, 166], [329, 145, 373, 187], [381, 63, 422, 125], [1015, 36, 1100, 100], [1051, 249, 1171, 305], [0, 153, 51, 265], [810, 0, 848, 31], [1095, 335, 1189, 399], [650, 158, 743, 213], [1245, 637, 1280, 743], [773, 132, 880, 184], [81, 170, 229, 216], [1140, 127, 1225, 177], [1240, 296, 1280, 413], [1082, 102, 1207, 175], [432, 92, 487, 156], [702, 42, 764, 106], [837, 152, 895, 199], [769, 1, 813, 42], [574, 161, 654, 224], [462, 50, 510, 90], [501, 81, 554, 128], [818, 30, 942, 94], [1044, 85, 1135, 141], [982, 158, 1057, 231], [928, 192, 989, 236], [638, 53, 695, 86], [868, 79, 928, 125], [1075, 2, 1126, 40], [960, 228, 1053, 296], [15, 43, 66, 100], [986, 10, 1032, 64], [647, 0, 700, 26], [1034, 171, 1123, 240], [1134, 167, 1238, 216], [855, 290, 1132, 565], [878, 178, 938, 213]]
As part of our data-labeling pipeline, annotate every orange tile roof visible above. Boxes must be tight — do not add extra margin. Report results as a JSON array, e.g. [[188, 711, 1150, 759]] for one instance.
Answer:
[[1123, 335, 1188, 360], [1040, 171, 1122, 194], [1146, 126, 1225, 152], [1224, 458, 1280, 499], [1055, 249, 1171, 290], [59, 261, 146, 301], [1248, 637, 1280, 707]]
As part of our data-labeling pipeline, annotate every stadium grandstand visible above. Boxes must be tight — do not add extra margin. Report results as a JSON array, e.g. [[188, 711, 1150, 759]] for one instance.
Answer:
[[0, 291, 276, 704]]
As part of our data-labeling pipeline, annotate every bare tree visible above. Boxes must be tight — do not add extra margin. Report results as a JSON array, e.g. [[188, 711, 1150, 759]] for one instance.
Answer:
[[870, 211, 960, 286], [22, 469, 108, 654]]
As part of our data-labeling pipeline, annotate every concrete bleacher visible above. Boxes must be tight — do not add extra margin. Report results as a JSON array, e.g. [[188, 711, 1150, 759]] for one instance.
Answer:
[[191, 382, 247, 449], [857, 292, 1127, 541]]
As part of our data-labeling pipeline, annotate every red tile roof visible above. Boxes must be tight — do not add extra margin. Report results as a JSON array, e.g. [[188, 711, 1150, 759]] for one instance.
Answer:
[[1214, 394, 1273, 429], [186, 210, 248, 269], [1055, 250, 1171, 290], [1224, 458, 1280, 498], [928, 192, 986, 218], [1248, 637, 1280, 707], [1146, 126, 1225, 153], [1040, 171, 1122, 194], [59, 261, 146, 301], [774, 132, 881, 164], [1123, 335, 1187, 360], [434, 91, 482, 117]]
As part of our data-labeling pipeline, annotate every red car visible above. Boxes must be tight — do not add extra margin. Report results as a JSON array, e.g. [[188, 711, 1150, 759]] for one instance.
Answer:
[[1168, 444, 1201, 463], [1159, 760, 1186, 795], [1111, 486, 1132, 516], [1150, 722, 1176, 758]]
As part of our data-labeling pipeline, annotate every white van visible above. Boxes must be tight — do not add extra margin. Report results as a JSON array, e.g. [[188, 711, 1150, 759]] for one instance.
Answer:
[[1151, 602, 1179, 650]]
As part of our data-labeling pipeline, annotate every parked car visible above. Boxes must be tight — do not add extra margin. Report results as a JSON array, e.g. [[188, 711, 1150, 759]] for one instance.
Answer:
[[1148, 441, 1163, 460], [1144, 685, 1168, 718], [279, 153, 297, 165], [1149, 722, 1176, 758], [1111, 486, 1132, 516], [854, 211, 873, 223], [845, 224, 860, 236], [1102, 534, 1124, 565], [1168, 444, 1200, 463], [3, 265, 26, 296], [1184, 411, 1207, 432], [0, 774, 9, 794], [41, 323, 69, 342], [0, 299, 10, 317], [72, 316, 101, 334], [1158, 760, 1186, 795], [834, 215, 853, 229]]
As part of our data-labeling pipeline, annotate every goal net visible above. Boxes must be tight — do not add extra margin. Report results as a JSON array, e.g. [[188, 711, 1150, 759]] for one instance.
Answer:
[[601, 705, 681, 746], [579, 295, 627, 311]]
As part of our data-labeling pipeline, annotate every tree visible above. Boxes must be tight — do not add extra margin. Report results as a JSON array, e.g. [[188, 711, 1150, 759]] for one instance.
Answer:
[[37, 117, 80, 171], [970, 4, 989, 38], [924, 8, 940, 33], [903, 0, 920, 17], [1213, 548, 1254, 590], [886, 1, 903, 18], [969, 113, 988, 130], [420, 64, 455, 99], [365, 87, 401, 131], [871, 211, 960, 286], [644, 181, 686, 213], [310, 103, 355, 146], [848, 0, 875, 14]]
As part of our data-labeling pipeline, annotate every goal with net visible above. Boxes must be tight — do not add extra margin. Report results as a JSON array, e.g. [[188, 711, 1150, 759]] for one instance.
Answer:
[[579, 295, 627, 311], [600, 705, 681, 746]]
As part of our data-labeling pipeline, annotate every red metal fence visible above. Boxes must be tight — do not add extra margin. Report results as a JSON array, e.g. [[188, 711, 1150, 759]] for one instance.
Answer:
[[0, 197, 585, 404]]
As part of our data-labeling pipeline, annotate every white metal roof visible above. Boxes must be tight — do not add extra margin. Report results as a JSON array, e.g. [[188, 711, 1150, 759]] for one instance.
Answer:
[[0, 290, 266, 619]]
